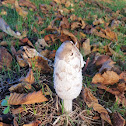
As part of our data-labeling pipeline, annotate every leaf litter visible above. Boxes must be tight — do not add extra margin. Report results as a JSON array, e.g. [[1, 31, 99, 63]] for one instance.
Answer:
[[0, 0, 126, 125]]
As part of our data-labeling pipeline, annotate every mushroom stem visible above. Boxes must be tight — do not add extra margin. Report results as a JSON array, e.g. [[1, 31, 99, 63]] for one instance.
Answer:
[[63, 99, 72, 112]]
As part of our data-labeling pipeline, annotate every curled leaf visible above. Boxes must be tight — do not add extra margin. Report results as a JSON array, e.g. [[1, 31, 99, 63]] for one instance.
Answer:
[[0, 18, 26, 39]]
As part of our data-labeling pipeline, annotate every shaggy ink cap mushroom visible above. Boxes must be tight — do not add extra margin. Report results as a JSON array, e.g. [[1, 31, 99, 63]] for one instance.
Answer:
[[54, 41, 85, 112]]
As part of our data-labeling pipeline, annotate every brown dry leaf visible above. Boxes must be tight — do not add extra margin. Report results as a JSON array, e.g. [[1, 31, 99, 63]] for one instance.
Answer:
[[40, 49, 50, 58], [19, 68, 35, 84], [27, 56, 52, 73], [60, 29, 79, 48], [9, 82, 32, 92], [15, 0, 28, 17], [93, 18, 105, 25], [119, 72, 126, 81], [0, 122, 11, 126], [82, 38, 91, 56], [82, 87, 112, 125], [117, 82, 126, 93], [92, 73, 104, 84], [90, 27, 117, 41], [11, 106, 26, 115], [59, 17, 70, 29], [23, 120, 41, 126], [0, 47, 12, 71], [2, 0, 15, 8], [102, 28, 118, 41], [44, 34, 57, 46], [80, 32, 86, 38], [8, 90, 48, 105], [65, 1, 73, 8], [92, 71, 120, 85], [95, 55, 110, 67], [71, 22, 81, 30], [71, 18, 86, 30], [115, 93, 126, 107], [70, 14, 77, 21], [19, 0, 37, 11], [112, 112, 125, 126]]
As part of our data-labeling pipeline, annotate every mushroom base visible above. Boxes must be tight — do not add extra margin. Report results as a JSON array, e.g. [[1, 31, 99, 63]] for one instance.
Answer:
[[63, 99, 72, 112]]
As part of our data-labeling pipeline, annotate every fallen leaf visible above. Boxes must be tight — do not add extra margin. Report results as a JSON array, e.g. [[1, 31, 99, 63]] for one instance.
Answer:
[[112, 112, 125, 126], [71, 22, 81, 30], [92, 71, 120, 85], [70, 14, 77, 21], [11, 106, 26, 115], [93, 18, 105, 25], [23, 120, 41, 126], [117, 82, 126, 93], [15, 0, 28, 17], [60, 29, 79, 48], [19, 68, 35, 84], [9, 82, 32, 92], [19, 0, 37, 11], [90, 27, 117, 41], [0, 47, 12, 71], [92, 73, 104, 84], [95, 55, 110, 67], [44, 34, 57, 46], [82, 38, 91, 56], [82, 87, 112, 125], [80, 32, 86, 38], [8, 90, 48, 105], [59, 17, 70, 29], [0, 18, 26, 39], [27, 56, 52, 73]]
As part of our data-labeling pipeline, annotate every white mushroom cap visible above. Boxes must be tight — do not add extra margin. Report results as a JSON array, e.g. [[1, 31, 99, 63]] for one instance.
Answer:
[[54, 41, 85, 112]]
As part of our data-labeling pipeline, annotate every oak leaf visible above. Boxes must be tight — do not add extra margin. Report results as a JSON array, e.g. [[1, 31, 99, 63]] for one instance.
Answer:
[[8, 90, 48, 105]]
